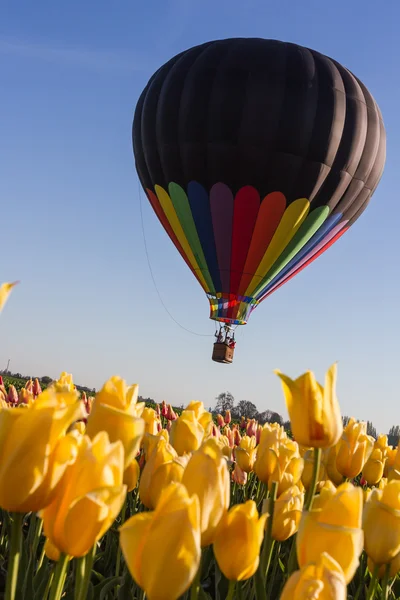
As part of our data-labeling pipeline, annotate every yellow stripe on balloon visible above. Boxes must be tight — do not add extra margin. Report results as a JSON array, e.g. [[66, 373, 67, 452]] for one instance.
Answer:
[[155, 185, 209, 291], [245, 198, 310, 296]]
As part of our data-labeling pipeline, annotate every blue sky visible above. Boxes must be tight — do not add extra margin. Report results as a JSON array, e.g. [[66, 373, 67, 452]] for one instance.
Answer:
[[1, 0, 399, 433]]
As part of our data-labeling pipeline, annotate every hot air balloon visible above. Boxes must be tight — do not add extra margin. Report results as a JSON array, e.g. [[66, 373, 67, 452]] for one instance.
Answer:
[[132, 38, 386, 364]]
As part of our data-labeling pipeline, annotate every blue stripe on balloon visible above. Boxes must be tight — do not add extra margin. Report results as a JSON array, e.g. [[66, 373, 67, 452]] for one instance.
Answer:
[[187, 182, 221, 290], [255, 212, 343, 300]]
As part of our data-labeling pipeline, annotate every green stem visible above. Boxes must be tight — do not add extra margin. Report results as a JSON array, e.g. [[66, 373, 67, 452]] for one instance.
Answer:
[[260, 482, 278, 578], [287, 536, 298, 576], [353, 553, 366, 600], [366, 565, 379, 600], [304, 448, 321, 511], [254, 568, 267, 600], [190, 557, 202, 600], [266, 542, 280, 599], [5, 512, 24, 600], [381, 563, 391, 600], [115, 497, 128, 582], [75, 543, 96, 600], [226, 580, 236, 600], [49, 553, 69, 600]]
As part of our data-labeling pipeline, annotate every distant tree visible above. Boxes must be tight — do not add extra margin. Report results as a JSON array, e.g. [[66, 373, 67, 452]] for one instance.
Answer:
[[342, 416, 351, 428], [234, 400, 258, 419], [257, 410, 273, 424], [214, 392, 235, 414], [268, 411, 284, 426], [366, 421, 377, 439], [388, 425, 400, 448], [41, 376, 52, 384]]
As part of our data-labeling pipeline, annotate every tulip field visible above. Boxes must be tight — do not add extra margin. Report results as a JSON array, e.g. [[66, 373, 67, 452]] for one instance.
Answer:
[[1, 285, 400, 600]]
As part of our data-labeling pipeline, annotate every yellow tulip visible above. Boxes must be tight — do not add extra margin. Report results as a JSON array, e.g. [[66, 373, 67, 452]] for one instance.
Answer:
[[185, 401, 213, 438], [69, 421, 86, 435], [367, 550, 400, 579], [275, 363, 342, 448], [0, 386, 84, 512], [363, 480, 400, 565], [0, 281, 18, 313], [42, 431, 126, 557], [362, 448, 386, 486], [336, 418, 374, 479], [213, 500, 267, 581], [256, 438, 304, 496], [269, 485, 304, 541], [86, 376, 145, 468], [120, 482, 201, 600], [218, 435, 233, 460], [181, 438, 230, 546], [235, 446, 257, 473], [253, 423, 288, 483], [281, 553, 346, 600], [169, 409, 206, 455], [124, 459, 140, 492], [142, 430, 169, 459], [325, 444, 344, 486], [141, 407, 160, 436], [384, 446, 397, 478], [297, 482, 363, 583], [312, 481, 337, 510], [139, 437, 185, 508]]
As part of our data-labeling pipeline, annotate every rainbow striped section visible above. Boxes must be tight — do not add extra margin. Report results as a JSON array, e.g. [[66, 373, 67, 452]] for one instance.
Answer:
[[146, 182, 348, 324]]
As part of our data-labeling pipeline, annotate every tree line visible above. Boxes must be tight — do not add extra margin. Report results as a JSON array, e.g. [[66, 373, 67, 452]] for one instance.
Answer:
[[212, 391, 400, 447]]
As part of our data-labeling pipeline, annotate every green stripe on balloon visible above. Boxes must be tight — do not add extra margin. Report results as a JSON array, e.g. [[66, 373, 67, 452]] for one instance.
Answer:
[[168, 183, 215, 293], [252, 206, 330, 298]]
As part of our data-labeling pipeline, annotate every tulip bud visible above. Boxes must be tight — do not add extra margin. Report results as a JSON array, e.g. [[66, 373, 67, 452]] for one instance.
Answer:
[[224, 409, 231, 424], [384, 446, 397, 478], [7, 385, 18, 405], [269, 485, 304, 541], [336, 418, 374, 479], [212, 424, 220, 438], [0, 281, 18, 313], [18, 388, 31, 405], [120, 483, 201, 600], [297, 482, 363, 583], [155, 403, 161, 417], [281, 553, 347, 600], [246, 418, 257, 437], [182, 438, 230, 546], [161, 400, 168, 417], [86, 376, 145, 468], [139, 437, 184, 509], [232, 463, 247, 485], [166, 404, 175, 420], [363, 481, 400, 565], [256, 424, 262, 445], [275, 363, 343, 448], [0, 376, 3, 386], [32, 378, 42, 397], [213, 500, 268, 581], [42, 432, 126, 557], [362, 448, 385, 486], [233, 426, 241, 446], [217, 414, 225, 427], [218, 436, 233, 461], [239, 416, 246, 430], [124, 459, 140, 493]]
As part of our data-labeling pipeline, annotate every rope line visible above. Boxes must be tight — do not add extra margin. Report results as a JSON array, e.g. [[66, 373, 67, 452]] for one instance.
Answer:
[[138, 181, 214, 337]]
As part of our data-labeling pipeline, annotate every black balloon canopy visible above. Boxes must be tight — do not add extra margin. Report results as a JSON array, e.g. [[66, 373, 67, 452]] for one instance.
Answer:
[[133, 38, 386, 326]]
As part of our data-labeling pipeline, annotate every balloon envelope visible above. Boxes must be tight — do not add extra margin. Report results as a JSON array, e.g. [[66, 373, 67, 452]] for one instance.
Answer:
[[133, 38, 386, 325]]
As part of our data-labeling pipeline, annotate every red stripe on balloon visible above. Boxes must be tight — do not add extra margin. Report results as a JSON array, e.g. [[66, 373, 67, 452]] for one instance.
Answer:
[[229, 186, 260, 295], [260, 226, 349, 300], [238, 192, 287, 296], [146, 188, 201, 284]]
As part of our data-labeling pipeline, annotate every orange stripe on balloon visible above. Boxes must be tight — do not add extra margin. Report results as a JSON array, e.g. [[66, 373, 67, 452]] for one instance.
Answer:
[[260, 227, 349, 301], [238, 192, 287, 296], [146, 189, 203, 287]]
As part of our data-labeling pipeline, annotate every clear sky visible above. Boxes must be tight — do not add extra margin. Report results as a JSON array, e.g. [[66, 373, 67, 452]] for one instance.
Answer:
[[1, 0, 399, 434]]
